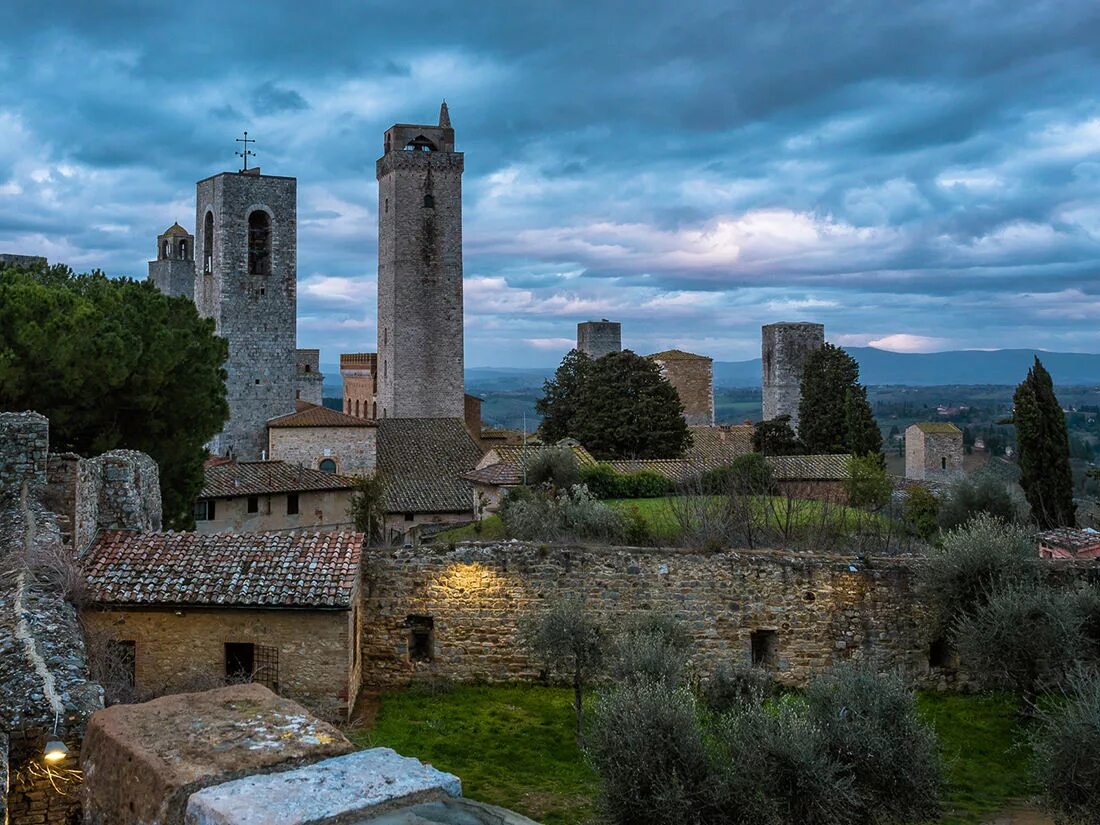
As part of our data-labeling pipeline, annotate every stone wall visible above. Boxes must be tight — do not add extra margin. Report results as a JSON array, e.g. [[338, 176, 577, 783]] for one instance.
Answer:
[[761, 322, 825, 432], [194, 489, 356, 535], [295, 349, 324, 406], [376, 118, 465, 420], [652, 353, 714, 427], [81, 606, 359, 719], [905, 426, 964, 481], [577, 320, 621, 360], [148, 258, 196, 300], [268, 426, 377, 476], [360, 542, 931, 689], [0, 412, 48, 495], [340, 353, 377, 420]]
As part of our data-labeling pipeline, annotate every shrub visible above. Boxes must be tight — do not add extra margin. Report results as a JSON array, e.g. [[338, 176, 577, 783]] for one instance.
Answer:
[[620, 505, 653, 545], [525, 445, 580, 489], [903, 484, 940, 541], [587, 683, 711, 825], [503, 484, 624, 543], [955, 581, 1085, 707], [938, 475, 1022, 530], [699, 663, 776, 713], [579, 465, 672, 499], [579, 463, 622, 499], [622, 469, 673, 498], [916, 513, 1040, 633], [609, 614, 692, 688], [844, 454, 891, 510], [701, 453, 776, 495], [712, 699, 860, 825], [1032, 669, 1100, 825], [805, 664, 942, 824]]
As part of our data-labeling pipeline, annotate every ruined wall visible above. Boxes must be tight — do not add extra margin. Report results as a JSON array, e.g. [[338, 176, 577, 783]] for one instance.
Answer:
[[81, 606, 357, 718], [360, 542, 931, 689], [0, 411, 48, 495], [761, 322, 825, 433], [577, 320, 621, 360]]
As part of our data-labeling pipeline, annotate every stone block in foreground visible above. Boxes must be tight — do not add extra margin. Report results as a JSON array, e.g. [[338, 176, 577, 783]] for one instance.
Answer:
[[82, 683, 353, 825], [363, 798, 542, 824], [185, 748, 462, 825]]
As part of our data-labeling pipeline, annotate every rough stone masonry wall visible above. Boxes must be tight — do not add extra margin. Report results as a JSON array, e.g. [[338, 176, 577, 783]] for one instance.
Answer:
[[360, 542, 930, 689], [577, 321, 621, 360], [0, 411, 48, 494], [761, 322, 825, 433], [656, 357, 715, 427], [268, 426, 377, 476]]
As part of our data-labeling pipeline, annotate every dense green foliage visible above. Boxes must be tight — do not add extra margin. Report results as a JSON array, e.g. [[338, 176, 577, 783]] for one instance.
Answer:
[[797, 344, 882, 457], [502, 484, 625, 543], [536, 349, 692, 459], [752, 415, 804, 455], [937, 476, 1021, 530], [904, 485, 941, 540], [844, 454, 891, 510], [348, 473, 389, 543], [1013, 357, 1076, 528], [525, 445, 581, 489], [1032, 670, 1100, 824], [578, 463, 672, 499], [700, 452, 776, 495], [0, 261, 228, 528]]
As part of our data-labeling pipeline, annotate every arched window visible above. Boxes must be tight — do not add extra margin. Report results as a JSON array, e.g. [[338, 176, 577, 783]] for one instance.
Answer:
[[941, 456, 947, 470], [355, 399, 360, 417], [319, 458, 337, 474], [203, 212, 214, 274], [179, 240, 187, 259], [372, 402, 377, 419], [423, 193, 435, 209], [346, 398, 351, 414], [247, 210, 272, 275], [403, 135, 436, 152]]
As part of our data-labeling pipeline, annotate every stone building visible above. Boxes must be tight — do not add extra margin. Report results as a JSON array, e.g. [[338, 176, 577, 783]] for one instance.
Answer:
[[577, 319, 621, 359], [193, 459, 358, 534], [905, 422, 964, 481], [340, 352, 378, 419], [462, 442, 598, 515], [0, 411, 161, 824], [195, 167, 299, 459], [376, 102, 465, 419], [761, 321, 825, 433], [147, 222, 196, 300], [648, 349, 715, 426], [80, 529, 364, 718], [0, 253, 47, 269], [267, 402, 378, 476], [294, 349, 324, 406]]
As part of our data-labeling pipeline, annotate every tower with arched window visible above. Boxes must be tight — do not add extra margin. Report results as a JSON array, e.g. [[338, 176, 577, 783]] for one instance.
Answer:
[[147, 222, 195, 299], [195, 166, 298, 459], [376, 101, 465, 419]]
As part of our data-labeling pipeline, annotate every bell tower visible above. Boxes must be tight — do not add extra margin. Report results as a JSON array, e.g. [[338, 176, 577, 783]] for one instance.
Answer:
[[147, 222, 195, 299], [375, 101, 465, 419]]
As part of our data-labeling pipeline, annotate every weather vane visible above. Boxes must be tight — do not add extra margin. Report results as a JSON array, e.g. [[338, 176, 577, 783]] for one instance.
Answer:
[[236, 131, 256, 171]]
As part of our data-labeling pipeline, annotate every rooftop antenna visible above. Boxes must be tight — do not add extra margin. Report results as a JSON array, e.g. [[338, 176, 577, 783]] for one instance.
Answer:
[[235, 131, 256, 171]]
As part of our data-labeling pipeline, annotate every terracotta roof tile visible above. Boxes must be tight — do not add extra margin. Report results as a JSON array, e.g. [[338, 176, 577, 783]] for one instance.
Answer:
[[684, 425, 755, 468], [647, 349, 713, 361], [267, 403, 374, 429], [82, 530, 363, 608], [377, 419, 482, 513], [201, 461, 358, 499], [766, 454, 852, 480]]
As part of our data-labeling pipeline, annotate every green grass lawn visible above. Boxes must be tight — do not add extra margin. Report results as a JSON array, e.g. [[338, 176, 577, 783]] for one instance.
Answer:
[[435, 495, 888, 546], [351, 685, 1033, 825]]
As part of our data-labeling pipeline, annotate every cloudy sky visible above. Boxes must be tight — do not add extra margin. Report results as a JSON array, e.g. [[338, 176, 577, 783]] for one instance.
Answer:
[[3, 1, 1100, 367]]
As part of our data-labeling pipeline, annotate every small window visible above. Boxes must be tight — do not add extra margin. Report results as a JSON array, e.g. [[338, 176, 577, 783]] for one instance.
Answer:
[[319, 459, 337, 474], [247, 495, 258, 513], [203, 211, 214, 274], [404, 512, 415, 522], [372, 402, 377, 419], [194, 499, 215, 521], [295, 389, 301, 399], [108, 639, 136, 688], [287, 493, 299, 515], [929, 636, 952, 669], [225, 642, 254, 682], [941, 456, 947, 470], [162, 240, 170, 259], [750, 629, 778, 670], [304, 363, 311, 373], [407, 615, 434, 661], [423, 193, 435, 209], [355, 399, 360, 417], [346, 398, 351, 414], [179, 240, 187, 259], [247, 210, 272, 275]]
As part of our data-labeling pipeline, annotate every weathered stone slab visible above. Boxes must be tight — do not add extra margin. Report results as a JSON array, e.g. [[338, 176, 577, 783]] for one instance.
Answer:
[[82, 683, 353, 825], [361, 798, 542, 824], [184, 748, 462, 825]]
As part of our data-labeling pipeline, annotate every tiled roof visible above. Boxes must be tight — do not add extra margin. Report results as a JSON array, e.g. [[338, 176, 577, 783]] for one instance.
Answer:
[[1038, 527, 1100, 552], [462, 462, 522, 486], [162, 222, 190, 237], [268, 402, 374, 429], [684, 425, 755, 469], [481, 443, 597, 469], [766, 454, 852, 480], [911, 422, 962, 435], [647, 349, 713, 362], [200, 461, 358, 499], [377, 419, 482, 513], [82, 530, 363, 608]]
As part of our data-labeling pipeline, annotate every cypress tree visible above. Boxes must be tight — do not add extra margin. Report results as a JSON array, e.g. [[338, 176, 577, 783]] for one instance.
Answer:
[[536, 349, 592, 443], [1013, 357, 1075, 528], [798, 344, 881, 458]]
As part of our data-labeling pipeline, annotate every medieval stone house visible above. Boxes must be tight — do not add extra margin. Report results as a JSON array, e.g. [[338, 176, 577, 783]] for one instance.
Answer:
[[195, 460, 358, 534], [267, 401, 378, 476], [80, 529, 364, 718], [905, 422, 964, 481]]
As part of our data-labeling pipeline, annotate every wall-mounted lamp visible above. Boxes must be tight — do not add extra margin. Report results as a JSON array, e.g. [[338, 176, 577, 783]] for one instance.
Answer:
[[43, 739, 68, 763]]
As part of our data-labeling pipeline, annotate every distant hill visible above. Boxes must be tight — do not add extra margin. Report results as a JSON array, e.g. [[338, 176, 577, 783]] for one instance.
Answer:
[[321, 349, 1100, 397]]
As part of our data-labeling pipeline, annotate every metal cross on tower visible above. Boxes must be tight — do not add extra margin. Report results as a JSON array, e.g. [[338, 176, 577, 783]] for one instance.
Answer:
[[235, 131, 256, 171]]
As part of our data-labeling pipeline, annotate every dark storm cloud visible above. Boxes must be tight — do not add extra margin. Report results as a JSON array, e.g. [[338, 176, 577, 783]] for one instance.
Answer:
[[3, 0, 1100, 363]]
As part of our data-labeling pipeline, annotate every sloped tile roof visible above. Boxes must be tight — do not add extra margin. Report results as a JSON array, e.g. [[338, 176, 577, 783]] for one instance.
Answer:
[[268, 402, 374, 429], [684, 425, 755, 469], [647, 349, 713, 361], [377, 419, 482, 513], [766, 454, 852, 480], [1037, 527, 1100, 553], [479, 443, 597, 470], [911, 422, 962, 435], [462, 462, 523, 486], [162, 222, 191, 237], [201, 461, 358, 499], [82, 530, 363, 608]]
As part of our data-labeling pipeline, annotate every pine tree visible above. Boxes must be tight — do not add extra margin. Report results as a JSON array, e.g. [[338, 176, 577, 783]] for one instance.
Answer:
[[535, 349, 592, 443], [1013, 357, 1075, 528], [798, 344, 881, 458]]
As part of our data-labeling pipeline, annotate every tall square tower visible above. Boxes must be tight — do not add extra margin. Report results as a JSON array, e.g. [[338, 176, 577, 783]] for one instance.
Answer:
[[147, 222, 195, 300], [194, 168, 298, 459], [375, 103, 465, 419]]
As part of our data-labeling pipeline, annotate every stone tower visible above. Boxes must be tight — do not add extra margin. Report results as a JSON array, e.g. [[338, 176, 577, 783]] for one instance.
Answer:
[[649, 349, 715, 427], [195, 168, 298, 459], [375, 102, 464, 419], [761, 322, 825, 433], [905, 423, 963, 481], [577, 319, 621, 360], [148, 222, 195, 299]]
